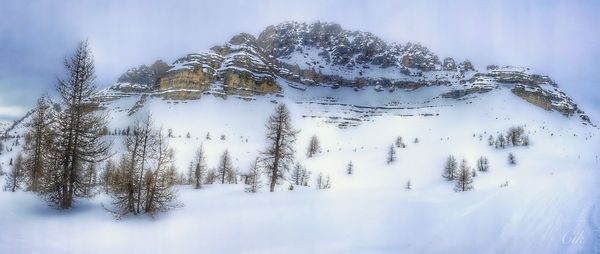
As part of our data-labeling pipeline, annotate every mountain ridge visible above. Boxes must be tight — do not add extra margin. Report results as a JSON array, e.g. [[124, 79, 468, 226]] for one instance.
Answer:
[[109, 21, 591, 125]]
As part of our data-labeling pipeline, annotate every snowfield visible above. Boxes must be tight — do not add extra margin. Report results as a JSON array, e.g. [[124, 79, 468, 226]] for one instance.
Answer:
[[1, 84, 599, 253]]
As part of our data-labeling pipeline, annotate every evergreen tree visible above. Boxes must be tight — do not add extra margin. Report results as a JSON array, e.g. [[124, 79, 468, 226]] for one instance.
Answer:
[[262, 104, 297, 192]]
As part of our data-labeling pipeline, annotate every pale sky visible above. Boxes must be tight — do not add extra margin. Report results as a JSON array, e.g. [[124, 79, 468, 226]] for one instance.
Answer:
[[1, 0, 599, 122]]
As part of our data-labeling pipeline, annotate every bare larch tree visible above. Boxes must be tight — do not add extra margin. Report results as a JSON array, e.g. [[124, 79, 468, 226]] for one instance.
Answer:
[[442, 155, 458, 181], [476, 156, 489, 172], [454, 159, 474, 192], [387, 144, 396, 164], [307, 135, 321, 158], [245, 158, 262, 193], [263, 104, 297, 192], [43, 41, 111, 209], [191, 145, 207, 189], [4, 153, 24, 192], [217, 149, 235, 184], [23, 96, 54, 192]]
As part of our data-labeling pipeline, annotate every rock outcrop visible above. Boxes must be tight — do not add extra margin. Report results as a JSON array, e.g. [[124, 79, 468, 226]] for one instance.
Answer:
[[108, 21, 591, 124]]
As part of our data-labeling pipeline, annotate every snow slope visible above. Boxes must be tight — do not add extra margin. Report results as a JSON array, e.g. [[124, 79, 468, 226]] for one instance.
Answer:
[[0, 83, 599, 253]]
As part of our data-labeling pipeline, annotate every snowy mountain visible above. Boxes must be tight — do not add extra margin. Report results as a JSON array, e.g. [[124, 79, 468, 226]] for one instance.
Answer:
[[1, 22, 599, 254], [107, 21, 590, 125], [0, 120, 10, 133]]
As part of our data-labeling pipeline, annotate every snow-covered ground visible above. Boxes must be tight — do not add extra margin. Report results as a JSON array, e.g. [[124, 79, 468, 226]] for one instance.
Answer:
[[1, 84, 599, 253]]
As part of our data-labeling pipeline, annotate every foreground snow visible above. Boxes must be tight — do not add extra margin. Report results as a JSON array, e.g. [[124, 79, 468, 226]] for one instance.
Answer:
[[1, 86, 599, 253]]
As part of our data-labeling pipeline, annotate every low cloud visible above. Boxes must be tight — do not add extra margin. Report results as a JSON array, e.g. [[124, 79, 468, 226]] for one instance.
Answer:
[[0, 106, 27, 120]]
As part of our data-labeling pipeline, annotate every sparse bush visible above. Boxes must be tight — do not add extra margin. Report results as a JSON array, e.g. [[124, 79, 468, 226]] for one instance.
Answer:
[[508, 153, 516, 165], [395, 136, 406, 148], [347, 161, 354, 175]]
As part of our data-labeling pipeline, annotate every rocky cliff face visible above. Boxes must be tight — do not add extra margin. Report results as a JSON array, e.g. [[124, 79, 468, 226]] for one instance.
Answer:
[[107, 21, 591, 123], [116, 60, 170, 91]]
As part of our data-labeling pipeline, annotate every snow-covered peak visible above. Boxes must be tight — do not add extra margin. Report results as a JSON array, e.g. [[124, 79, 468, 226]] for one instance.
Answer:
[[103, 21, 592, 125]]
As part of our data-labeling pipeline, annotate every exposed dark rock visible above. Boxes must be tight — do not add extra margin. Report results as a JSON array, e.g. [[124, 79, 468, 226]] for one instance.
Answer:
[[117, 60, 170, 89], [443, 58, 457, 71]]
